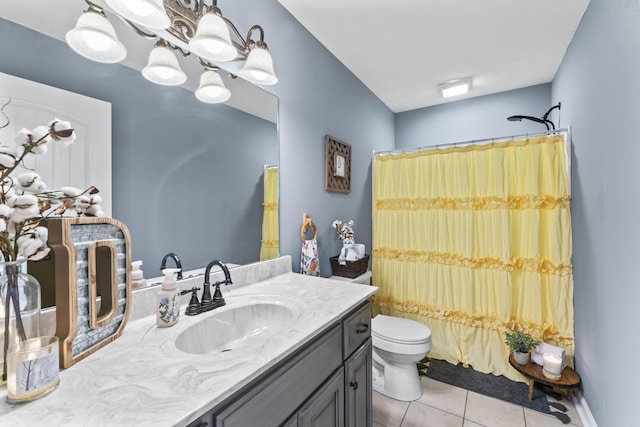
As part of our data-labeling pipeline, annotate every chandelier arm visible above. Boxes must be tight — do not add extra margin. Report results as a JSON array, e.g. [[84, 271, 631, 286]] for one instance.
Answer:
[[165, 40, 191, 57], [246, 25, 265, 45], [221, 16, 249, 52], [202, 0, 218, 15], [115, 15, 158, 39], [197, 56, 220, 71], [84, 0, 105, 15]]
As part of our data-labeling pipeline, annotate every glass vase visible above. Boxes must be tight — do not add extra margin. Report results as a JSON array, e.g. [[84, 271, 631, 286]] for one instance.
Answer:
[[0, 260, 42, 386]]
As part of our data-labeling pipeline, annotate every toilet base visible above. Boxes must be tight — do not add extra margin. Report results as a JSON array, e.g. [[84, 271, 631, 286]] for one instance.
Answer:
[[372, 354, 423, 401]]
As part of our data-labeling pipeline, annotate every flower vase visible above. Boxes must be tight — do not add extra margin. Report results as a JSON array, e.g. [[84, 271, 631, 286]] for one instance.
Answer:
[[0, 260, 42, 386]]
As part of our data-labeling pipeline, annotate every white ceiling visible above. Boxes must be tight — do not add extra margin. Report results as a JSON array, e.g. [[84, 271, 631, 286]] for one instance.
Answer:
[[277, 0, 590, 113]]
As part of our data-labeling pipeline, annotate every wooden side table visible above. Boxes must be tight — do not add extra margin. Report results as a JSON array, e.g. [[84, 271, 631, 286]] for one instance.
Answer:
[[508, 354, 581, 400]]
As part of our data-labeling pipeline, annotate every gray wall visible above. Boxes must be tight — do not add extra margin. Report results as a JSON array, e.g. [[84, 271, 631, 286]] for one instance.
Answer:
[[395, 84, 553, 149], [224, 0, 396, 275], [552, 0, 640, 424], [0, 18, 277, 273]]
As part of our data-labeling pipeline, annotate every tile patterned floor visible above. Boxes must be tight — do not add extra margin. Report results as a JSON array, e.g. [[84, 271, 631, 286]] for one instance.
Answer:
[[373, 376, 583, 427]]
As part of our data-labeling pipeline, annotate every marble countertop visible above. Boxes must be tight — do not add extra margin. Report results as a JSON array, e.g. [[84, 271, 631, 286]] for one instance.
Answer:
[[0, 271, 377, 426]]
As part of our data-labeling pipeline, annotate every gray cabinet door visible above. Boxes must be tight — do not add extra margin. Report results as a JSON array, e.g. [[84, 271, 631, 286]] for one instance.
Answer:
[[345, 339, 372, 427], [298, 368, 345, 427]]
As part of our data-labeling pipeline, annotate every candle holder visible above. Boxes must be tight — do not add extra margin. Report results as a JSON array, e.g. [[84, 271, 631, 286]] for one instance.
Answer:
[[6, 336, 60, 403], [542, 352, 563, 381]]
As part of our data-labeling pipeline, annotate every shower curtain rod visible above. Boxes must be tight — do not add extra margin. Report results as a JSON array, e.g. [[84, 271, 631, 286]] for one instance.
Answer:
[[374, 128, 569, 157]]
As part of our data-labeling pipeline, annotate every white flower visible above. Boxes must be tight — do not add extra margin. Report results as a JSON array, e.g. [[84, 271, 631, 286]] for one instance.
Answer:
[[15, 126, 51, 155], [74, 195, 91, 211], [17, 172, 46, 193], [17, 229, 50, 261], [13, 128, 31, 146], [60, 186, 82, 197], [74, 194, 104, 217], [34, 226, 48, 244], [10, 194, 40, 222], [0, 204, 13, 219], [30, 142, 48, 155], [84, 205, 104, 217], [49, 119, 76, 146], [29, 125, 52, 153]]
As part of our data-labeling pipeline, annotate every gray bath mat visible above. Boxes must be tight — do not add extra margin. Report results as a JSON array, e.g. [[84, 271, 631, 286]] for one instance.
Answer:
[[420, 357, 572, 423]]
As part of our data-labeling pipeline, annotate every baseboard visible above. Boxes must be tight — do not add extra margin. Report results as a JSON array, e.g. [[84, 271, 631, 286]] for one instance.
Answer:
[[573, 391, 598, 427]]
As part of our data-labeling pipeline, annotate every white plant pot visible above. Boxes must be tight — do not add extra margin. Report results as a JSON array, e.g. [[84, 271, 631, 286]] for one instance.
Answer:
[[514, 351, 530, 365]]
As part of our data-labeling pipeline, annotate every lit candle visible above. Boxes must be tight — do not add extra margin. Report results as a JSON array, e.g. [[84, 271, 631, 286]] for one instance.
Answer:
[[6, 336, 60, 402], [543, 353, 563, 376]]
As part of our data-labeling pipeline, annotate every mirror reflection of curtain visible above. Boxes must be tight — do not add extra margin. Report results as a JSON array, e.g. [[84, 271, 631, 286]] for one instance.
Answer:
[[260, 166, 280, 260], [372, 134, 574, 382]]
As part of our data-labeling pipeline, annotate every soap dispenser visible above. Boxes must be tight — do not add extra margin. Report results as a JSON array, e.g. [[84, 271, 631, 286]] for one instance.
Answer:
[[131, 260, 146, 289], [157, 268, 180, 328]]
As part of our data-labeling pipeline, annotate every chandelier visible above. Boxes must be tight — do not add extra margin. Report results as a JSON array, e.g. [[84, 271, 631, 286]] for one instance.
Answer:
[[66, 0, 278, 104]]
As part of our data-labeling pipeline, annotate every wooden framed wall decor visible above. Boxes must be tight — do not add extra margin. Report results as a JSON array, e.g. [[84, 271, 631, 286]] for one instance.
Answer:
[[325, 136, 351, 193]]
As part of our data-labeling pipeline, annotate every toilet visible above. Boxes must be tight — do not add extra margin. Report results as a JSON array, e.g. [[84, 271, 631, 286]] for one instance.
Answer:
[[371, 314, 432, 401]]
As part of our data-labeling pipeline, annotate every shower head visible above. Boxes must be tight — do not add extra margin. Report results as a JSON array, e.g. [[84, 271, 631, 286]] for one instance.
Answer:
[[507, 115, 550, 130], [506, 103, 561, 131]]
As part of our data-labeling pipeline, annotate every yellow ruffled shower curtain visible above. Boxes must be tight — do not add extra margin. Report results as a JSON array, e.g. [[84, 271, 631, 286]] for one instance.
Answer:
[[260, 166, 280, 260], [372, 135, 574, 382]]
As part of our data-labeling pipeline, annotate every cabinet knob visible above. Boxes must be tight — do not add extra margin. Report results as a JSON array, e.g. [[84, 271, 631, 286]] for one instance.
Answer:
[[355, 323, 369, 334], [350, 381, 359, 390]]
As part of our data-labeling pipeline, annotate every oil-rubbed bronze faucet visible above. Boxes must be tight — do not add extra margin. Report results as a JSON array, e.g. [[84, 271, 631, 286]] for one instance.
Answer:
[[183, 260, 233, 316], [160, 252, 183, 280]]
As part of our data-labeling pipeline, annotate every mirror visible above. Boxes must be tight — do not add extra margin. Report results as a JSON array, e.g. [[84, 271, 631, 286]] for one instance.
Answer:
[[0, 0, 279, 296]]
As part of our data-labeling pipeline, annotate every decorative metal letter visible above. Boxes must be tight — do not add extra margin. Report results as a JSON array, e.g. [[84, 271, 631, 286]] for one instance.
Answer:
[[44, 217, 132, 368]]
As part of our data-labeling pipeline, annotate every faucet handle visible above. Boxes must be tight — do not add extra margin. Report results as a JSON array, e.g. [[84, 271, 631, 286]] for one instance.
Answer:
[[181, 287, 201, 316], [213, 283, 224, 302]]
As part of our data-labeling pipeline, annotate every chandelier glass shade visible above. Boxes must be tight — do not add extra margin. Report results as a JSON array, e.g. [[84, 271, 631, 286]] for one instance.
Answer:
[[195, 70, 231, 103], [239, 45, 278, 85], [105, 0, 170, 29], [142, 42, 187, 85], [65, 10, 127, 64], [66, 0, 277, 103], [188, 13, 237, 62]]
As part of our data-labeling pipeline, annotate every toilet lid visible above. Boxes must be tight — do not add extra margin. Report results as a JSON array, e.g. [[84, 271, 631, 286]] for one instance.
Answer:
[[372, 315, 432, 344]]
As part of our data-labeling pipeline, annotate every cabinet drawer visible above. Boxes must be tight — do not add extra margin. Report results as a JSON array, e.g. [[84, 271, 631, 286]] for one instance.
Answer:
[[342, 301, 371, 359]]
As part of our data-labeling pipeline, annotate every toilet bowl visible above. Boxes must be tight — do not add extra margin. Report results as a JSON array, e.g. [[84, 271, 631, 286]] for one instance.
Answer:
[[371, 314, 432, 401]]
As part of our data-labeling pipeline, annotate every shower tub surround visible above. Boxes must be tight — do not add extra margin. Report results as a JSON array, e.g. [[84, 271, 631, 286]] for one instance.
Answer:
[[0, 256, 377, 426]]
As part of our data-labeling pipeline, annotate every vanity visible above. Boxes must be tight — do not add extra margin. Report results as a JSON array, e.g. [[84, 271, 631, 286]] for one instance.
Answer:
[[0, 256, 377, 426]]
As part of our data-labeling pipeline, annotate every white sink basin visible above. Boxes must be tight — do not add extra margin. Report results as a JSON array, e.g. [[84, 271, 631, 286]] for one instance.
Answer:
[[175, 299, 297, 355]]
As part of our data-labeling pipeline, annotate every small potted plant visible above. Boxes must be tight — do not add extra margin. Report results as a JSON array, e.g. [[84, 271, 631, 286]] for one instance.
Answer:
[[504, 330, 541, 365]]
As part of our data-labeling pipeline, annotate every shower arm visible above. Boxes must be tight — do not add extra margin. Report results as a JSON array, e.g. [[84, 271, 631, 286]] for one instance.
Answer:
[[541, 102, 561, 130], [507, 102, 561, 131]]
